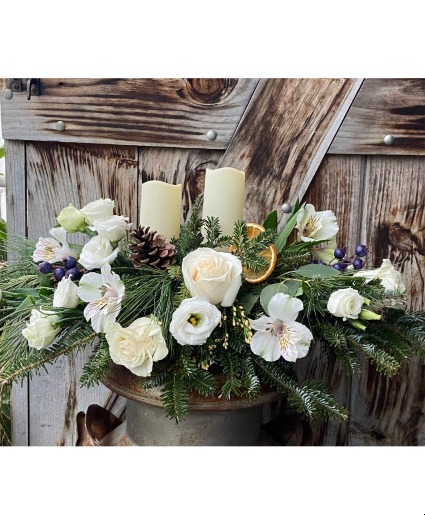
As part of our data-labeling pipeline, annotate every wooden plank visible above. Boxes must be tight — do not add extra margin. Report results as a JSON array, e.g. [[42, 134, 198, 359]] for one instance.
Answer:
[[329, 79, 425, 155], [139, 147, 225, 222], [1, 78, 258, 149], [5, 140, 29, 446], [218, 78, 363, 224], [25, 141, 139, 445], [297, 155, 366, 445], [348, 156, 425, 445]]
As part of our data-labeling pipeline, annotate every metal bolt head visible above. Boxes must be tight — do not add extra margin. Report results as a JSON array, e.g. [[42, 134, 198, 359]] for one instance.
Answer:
[[56, 120, 66, 132], [281, 203, 293, 213], [3, 89, 13, 99], [384, 134, 395, 145], [206, 130, 217, 141]]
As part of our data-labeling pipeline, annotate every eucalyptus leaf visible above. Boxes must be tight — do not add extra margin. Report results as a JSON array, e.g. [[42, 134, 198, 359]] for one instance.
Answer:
[[260, 282, 293, 314], [263, 210, 278, 231], [295, 264, 340, 279], [37, 272, 52, 287], [239, 293, 259, 314]]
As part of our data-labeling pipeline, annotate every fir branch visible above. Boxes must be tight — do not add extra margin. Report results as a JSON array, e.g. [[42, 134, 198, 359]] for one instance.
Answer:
[[0, 385, 11, 446], [179, 347, 216, 397], [142, 368, 173, 389], [160, 371, 189, 422], [240, 354, 261, 399], [218, 347, 242, 399], [80, 336, 111, 388], [176, 195, 204, 261]]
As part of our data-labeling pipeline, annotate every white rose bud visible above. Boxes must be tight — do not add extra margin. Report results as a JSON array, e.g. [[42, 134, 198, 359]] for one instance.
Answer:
[[106, 317, 168, 377], [327, 287, 364, 321], [182, 248, 242, 307], [22, 309, 60, 350], [81, 198, 115, 225], [53, 277, 79, 309], [78, 235, 119, 270], [92, 215, 132, 242], [170, 296, 221, 346], [56, 204, 86, 233]]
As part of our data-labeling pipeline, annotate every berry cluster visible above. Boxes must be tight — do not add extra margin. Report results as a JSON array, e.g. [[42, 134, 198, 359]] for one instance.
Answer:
[[38, 256, 84, 282], [332, 244, 368, 271]]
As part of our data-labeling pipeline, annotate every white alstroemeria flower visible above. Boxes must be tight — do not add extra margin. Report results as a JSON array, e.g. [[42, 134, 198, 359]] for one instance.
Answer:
[[170, 296, 222, 346], [311, 237, 337, 265], [32, 227, 79, 263], [249, 293, 313, 363], [296, 204, 339, 243], [77, 263, 125, 333], [354, 259, 406, 293], [81, 198, 115, 225]]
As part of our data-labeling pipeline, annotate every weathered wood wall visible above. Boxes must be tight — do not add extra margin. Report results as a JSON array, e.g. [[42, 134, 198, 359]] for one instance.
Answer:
[[1, 78, 424, 445]]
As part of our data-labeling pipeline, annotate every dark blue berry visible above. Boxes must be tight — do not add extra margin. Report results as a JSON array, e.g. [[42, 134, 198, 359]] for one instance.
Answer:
[[355, 245, 367, 257], [332, 263, 345, 272], [65, 267, 83, 281], [310, 259, 320, 264], [38, 261, 53, 274], [53, 267, 66, 282], [63, 256, 78, 269], [352, 258, 364, 270], [334, 248, 346, 259]]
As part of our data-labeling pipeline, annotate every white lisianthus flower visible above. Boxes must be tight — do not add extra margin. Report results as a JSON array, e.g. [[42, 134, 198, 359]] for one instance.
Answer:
[[296, 204, 339, 243], [56, 204, 86, 233], [182, 248, 242, 307], [81, 198, 115, 225], [78, 235, 119, 270], [22, 309, 60, 350], [327, 287, 363, 321], [92, 215, 132, 243], [32, 227, 79, 264], [354, 259, 406, 293], [77, 263, 125, 333], [106, 317, 168, 377], [53, 277, 79, 309], [249, 293, 313, 362], [170, 296, 221, 346]]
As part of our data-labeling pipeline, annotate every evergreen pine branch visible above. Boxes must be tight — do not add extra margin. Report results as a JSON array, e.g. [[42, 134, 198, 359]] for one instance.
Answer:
[[179, 347, 216, 396], [160, 371, 189, 422], [385, 311, 425, 360], [253, 357, 348, 421], [176, 195, 204, 261], [240, 354, 261, 399], [80, 335, 112, 388], [142, 368, 173, 389], [0, 385, 11, 446], [218, 347, 242, 399]]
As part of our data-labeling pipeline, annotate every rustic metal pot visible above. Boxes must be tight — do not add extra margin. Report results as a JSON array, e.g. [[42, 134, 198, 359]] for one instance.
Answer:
[[102, 365, 281, 446]]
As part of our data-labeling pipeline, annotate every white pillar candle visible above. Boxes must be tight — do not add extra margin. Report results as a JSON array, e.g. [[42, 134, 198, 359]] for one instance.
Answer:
[[202, 167, 245, 236], [140, 180, 182, 240]]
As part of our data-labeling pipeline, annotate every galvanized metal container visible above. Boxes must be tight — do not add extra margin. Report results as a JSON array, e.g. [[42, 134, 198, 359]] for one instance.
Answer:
[[103, 365, 281, 446]]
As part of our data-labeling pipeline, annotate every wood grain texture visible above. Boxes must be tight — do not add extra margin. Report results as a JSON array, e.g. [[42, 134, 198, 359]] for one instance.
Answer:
[[139, 147, 224, 222], [298, 155, 366, 445], [329, 79, 425, 155], [348, 156, 425, 445], [218, 78, 363, 224], [25, 141, 139, 445], [4, 140, 29, 446], [1, 78, 258, 149]]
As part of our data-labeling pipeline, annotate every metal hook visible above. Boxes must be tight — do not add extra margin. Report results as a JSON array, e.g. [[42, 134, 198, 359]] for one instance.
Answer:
[[27, 78, 40, 100]]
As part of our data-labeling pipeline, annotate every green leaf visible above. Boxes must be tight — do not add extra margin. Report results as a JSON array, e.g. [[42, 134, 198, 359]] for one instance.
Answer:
[[37, 272, 52, 287], [263, 210, 278, 231], [239, 293, 259, 314], [260, 281, 303, 313], [295, 264, 340, 279], [274, 202, 304, 253], [0, 219, 6, 241], [0, 147, 5, 159]]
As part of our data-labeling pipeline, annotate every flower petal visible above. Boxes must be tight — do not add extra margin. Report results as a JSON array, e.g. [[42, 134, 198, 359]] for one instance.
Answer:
[[268, 293, 303, 323], [77, 272, 103, 302], [250, 331, 281, 362]]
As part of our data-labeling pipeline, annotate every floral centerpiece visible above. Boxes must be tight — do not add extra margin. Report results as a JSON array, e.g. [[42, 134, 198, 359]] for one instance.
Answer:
[[0, 167, 424, 428]]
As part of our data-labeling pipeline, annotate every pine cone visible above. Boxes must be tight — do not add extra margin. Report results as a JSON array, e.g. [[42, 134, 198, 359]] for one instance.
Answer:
[[129, 226, 177, 270]]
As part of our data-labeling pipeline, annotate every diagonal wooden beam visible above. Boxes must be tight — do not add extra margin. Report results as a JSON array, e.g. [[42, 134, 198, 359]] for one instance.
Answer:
[[219, 78, 364, 224]]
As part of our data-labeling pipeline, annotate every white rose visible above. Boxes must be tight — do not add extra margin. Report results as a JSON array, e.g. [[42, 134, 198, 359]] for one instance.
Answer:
[[170, 296, 221, 346], [53, 277, 79, 309], [354, 259, 406, 293], [56, 204, 86, 233], [78, 235, 119, 270], [92, 215, 132, 242], [22, 309, 60, 350], [327, 287, 364, 321], [106, 317, 168, 377], [182, 248, 242, 307], [81, 198, 115, 224]]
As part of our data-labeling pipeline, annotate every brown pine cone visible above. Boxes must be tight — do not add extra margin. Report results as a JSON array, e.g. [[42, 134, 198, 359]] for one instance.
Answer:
[[129, 226, 177, 270]]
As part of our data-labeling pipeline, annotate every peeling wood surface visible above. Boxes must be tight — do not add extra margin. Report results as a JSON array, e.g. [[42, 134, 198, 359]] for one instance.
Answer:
[[219, 78, 363, 224], [24, 141, 139, 445], [0, 78, 258, 149], [5, 140, 29, 446], [329, 79, 425, 155], [348, 156, 425, 445]]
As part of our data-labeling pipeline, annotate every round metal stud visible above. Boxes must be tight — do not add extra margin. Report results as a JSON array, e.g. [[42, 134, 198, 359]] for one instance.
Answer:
[[55, 121, 66, 132], [3, 89, 13, 100], [384, 134, 395, 145], [281, 203, 293, 213], [206, 130, 217, 141]]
